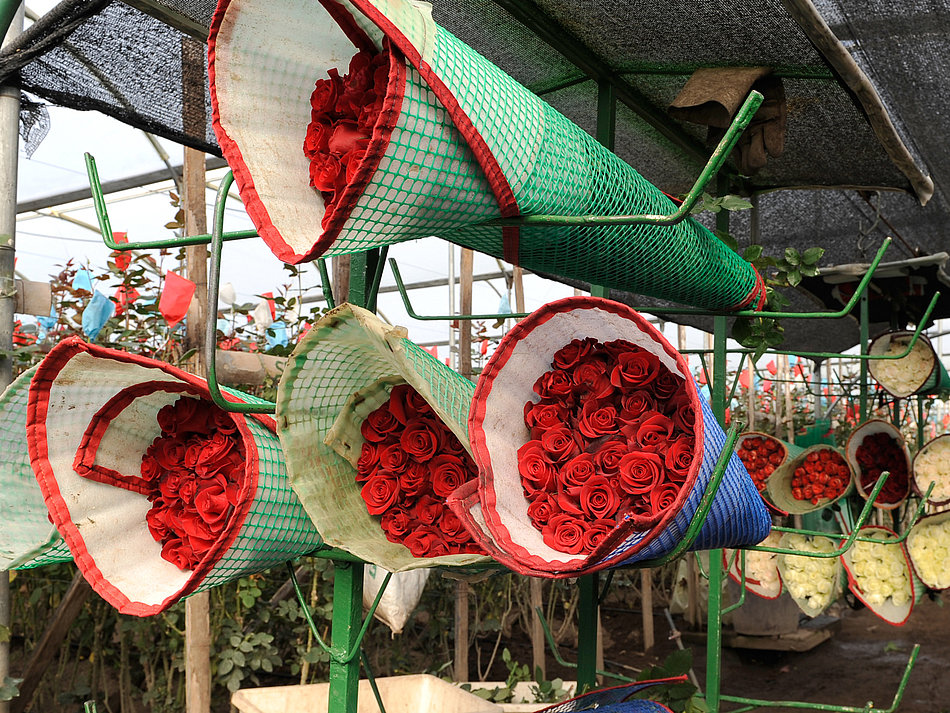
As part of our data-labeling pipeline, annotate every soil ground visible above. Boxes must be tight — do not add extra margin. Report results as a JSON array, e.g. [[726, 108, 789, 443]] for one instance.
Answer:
[[496, 595, 950, 713]]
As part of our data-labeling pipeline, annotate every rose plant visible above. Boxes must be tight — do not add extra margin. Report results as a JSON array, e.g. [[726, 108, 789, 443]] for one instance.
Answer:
[[141, 396, 245, 570], [357, 383, 484, 557], [516, 337, 695, 555]]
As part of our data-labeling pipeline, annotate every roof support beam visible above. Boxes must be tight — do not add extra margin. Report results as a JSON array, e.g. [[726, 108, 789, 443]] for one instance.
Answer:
[[491, 0, 715, 169]]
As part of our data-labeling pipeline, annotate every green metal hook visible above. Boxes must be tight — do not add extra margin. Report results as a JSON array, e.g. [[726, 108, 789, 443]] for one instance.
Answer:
[[646, 237, 894, 319], [288, 561, 392, 666], [316, 259, 336, 310], [484, 91, 764, 229], [720, 549, 747, 616], [534, 606, 634, 683], [205, 172, 277, 414], [389, 258, 529, 322], [84, 153, 258, 250]]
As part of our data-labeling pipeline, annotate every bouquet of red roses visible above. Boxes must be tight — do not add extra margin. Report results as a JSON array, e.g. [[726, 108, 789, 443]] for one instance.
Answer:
[[210, 0, 767, 314], [766, 444, 854, 515], [451, 296, 771, 577], [141, 396, 245, 571], [277, 304, 490, 572], [28, 337, 322, 616], [356, 384, 484, 557], [846, 420, 911, 509], [516, 337, 694, 555]]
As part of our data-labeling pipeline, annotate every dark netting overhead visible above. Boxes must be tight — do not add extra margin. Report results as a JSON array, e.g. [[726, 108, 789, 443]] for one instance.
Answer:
[[1, 0, 217, 154], [0, 0, 932, 194]]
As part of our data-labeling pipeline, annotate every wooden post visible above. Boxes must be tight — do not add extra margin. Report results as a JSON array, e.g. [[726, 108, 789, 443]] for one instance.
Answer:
[[640, 569, 654, 651], [454, 249, 474, 682], [333, 255, 351, 305], [183, 143, 211, 713], [530, 579, 545, 680], [513, 266, 525, 314]]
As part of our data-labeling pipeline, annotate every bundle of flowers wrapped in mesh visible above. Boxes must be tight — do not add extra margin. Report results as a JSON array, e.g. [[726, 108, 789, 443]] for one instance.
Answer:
[[841, 526, 914, 625], [846, 420, 910, 509], [777, 533, 841, 617], [724, 531, 783, 599], [907, 511, 950, 590], [868, 332, 949, 398], [766, 445, 853, 515], [913, 435, 950, 505]]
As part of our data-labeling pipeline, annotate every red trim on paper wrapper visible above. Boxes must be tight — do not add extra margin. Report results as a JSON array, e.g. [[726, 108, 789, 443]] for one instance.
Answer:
[[26, 337, 272, 616]]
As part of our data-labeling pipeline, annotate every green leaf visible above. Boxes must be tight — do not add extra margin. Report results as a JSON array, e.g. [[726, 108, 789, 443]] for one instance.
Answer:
[[0, 625, 10, 643], [800, 264, 820, 277], [217, 659, 234, 676], [0, 677, 22, 701], [784, 248, 800, 266], [786, 269, 802, 287], [719, 195, 753, 211], [663, 648, 693, 676], [742, 245, 763, 262], [801, 246, 825, 265], [731, 318, 754, 345]]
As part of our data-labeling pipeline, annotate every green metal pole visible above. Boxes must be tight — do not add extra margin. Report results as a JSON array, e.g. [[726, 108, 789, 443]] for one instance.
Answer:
[[589, 80, 615, 300], [327, 561, 364, 713], [860, 291, 869, 421], [705, 184, 732, 713], [576, 572, 599, 692]]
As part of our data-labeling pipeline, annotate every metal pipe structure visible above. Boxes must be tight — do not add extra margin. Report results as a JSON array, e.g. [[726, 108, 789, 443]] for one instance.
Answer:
[[0, 5, 21, 711]]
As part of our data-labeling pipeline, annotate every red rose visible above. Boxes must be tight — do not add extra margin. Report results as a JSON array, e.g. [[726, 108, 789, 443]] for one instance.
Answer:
[[153, 437, 188, 472], [404, 527, 449, 558], [310, 153, 342, 192], [667, 384, 696, 434], [582, 519, 614, 552], [651, 370, 682, 401], [541, 514, 586, 555], [168, 397, 210, 436], [610, 350, 661, 389], [183, 440, 202, 470], [552, 337, 598, 370], [442, 433, 469, 458], [357, 92, 385, 133], [439, 510, 473, 545], [379, 442, 410, 473], [161, 537, 197, 570], [580, 476, 621, 519], [578, 401, 619, 439], [397, 461, 429, 498], [517, 441, 557, 495], [526, 494, 558, 526], [328, 121, 369, 156], [159, 470, 184, 502], [559, 452, 596, 489], [356, 442, 379, 481], [212, 409, 238, 435], [141, 452, 163, 482], [533, 369, 575, 401], [387, 384, 416, 425], [193, 475, 233, 527], [600, 339, 638, 359], [540, 427, 580, 463], [303, 119, 332, 160], [361, 407, 400, 443], [146, 502, 171, 542], [650, 482, 680, 515], [594, 439, 628, 478], [571, 357, 608, 391], [361, 474, 400, 515], [619, 390, 656, 422], [194, 431, 240, 477], [179, 508, 218, 551], [178, 478, 197, 504], [556, 487, 585, 516], [412, 494, 444, 525], [524, 401, 569, 437], [617, 452, 665, 496], [665, 435, 696, 481], [627, 411, 674, 452], [400, 420, 442, 462], [310, 69, 343, 119], [430, 454, 469, 497], [380, 507, 412, 539]]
